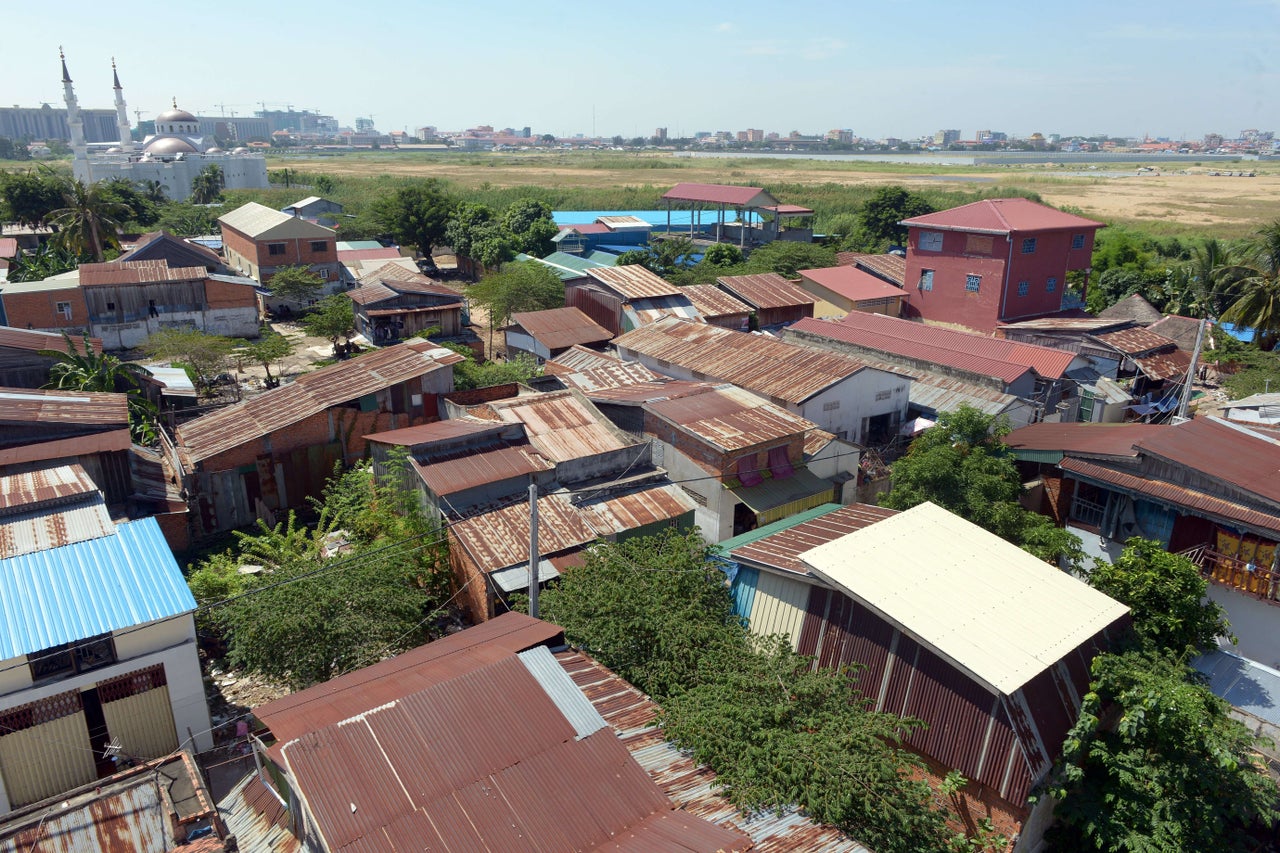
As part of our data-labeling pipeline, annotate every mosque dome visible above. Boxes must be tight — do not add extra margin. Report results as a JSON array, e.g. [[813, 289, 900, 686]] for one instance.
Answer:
[[145, 136, 199, 155], [156, 107, 197, 123], [205, 147, 224, 154], [231, 146, 249, 154], [106, 146, 121, 153]]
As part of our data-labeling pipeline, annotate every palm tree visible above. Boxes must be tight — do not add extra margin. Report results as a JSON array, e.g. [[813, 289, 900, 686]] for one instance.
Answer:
[[41, 333, 157, 443], [47, 180, 130, 262], [1218, 222, 1280, 351], [190, 165, 225, 205]]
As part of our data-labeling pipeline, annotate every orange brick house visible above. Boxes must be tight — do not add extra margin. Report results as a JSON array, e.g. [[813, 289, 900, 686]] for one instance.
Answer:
[[218, 202, 343, 311]]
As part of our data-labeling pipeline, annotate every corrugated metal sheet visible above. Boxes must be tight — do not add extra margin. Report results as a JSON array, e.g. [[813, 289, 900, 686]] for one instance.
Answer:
[[356, 265, 462, 297], [800, 266, 907, 302], [731, 469, 833, 520], [365, 416, 503, 447], [579, 378, 717, 405], [517, 645, 607, 739], [729, 503, 898, 575], [576, 483, 698, 535], [217, 772, 299, 853], [741, 567, 811, 649], [901, 198, 1104, 234], [1193, 649, 1280, 727], [450, 494, 597, 569], [789, 316, 1045, 386], [507, 306, 612, 351], [715, 272, 815, 311], [647, 385, 815, 452], [1060, 456, 1280, 536], [1132, 347, 1192, 381], [1006, 421, 1165, 458], [682, 284, 751, 320], [556, 650, 870, 852], [78, 260, 205, 286], [256, 613, 563, 744], [662, 183, 778, 208], [799, 502, 1130, 696], [1090, 326, 1180, 356], [178, 338, 464, 463], [615, 316, 870, 405], [0, 466, 114, 558], [0, 387, 128, 427], [547, 344, 631, 373], [836, 252, 907, 287], [999, 316, 1127, 332], [413, 443, 553, 495], [904, 372, 1022, 417], [0, 325, 102, 355], [490, 389, 633, 462], [623, 294, 703, 330], [275, 642, 746, 853], [346, 281, 397, 306], [586, 265, 683, 300], [0, 516, 195, 659], [219, 201, 332, 240]]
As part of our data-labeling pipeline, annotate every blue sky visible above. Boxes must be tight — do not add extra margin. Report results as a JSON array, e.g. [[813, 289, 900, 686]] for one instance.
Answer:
[[10, 0, 1278, 140]]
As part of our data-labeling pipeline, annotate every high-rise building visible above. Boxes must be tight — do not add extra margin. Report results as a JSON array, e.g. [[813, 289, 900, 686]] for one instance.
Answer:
[[654, 127, 667, 141], [933, 129, 960, 146], [0, 104, 117, 143]]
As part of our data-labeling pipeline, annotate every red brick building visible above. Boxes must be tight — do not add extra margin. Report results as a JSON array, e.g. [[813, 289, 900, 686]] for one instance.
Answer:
[[217, 202, 342, 309], [901, 198, 1104, 332]]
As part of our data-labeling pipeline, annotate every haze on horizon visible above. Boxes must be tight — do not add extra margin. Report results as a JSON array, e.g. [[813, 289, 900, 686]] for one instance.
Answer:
[[9, 0, 1277, 142]]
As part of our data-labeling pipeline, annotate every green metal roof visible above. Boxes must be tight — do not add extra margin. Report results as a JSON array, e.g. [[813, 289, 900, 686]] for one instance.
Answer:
[[718, 503, 843, 553], [1008, 448, 1065, 464]]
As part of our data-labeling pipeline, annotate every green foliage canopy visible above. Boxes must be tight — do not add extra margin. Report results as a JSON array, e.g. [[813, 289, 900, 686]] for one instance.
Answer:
[[303, 294, 356, 357], [467, 260, 564, 330], [375, 179, 456, 254], [143, 328, 235, 394], [267, 265, 326, 303]]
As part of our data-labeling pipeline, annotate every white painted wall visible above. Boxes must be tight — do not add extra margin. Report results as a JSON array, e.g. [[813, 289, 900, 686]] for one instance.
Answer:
[[799, 369, 910, 444], [91, 306, 259, 349]]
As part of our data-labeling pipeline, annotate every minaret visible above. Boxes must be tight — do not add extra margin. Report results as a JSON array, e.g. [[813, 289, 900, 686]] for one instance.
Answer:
[[60, 47, 90, 181], [111, 58, 134, 154]]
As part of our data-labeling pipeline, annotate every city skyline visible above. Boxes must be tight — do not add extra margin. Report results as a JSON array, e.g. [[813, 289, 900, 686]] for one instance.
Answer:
[[8, 0, 1278, 141]]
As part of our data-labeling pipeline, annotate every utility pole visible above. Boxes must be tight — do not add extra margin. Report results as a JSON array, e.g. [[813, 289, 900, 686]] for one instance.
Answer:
[[527, 484, 540, 619], [1175, 317, 1208, 422]]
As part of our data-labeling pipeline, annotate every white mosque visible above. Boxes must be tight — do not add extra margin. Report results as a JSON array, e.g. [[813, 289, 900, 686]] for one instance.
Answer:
[[60, 50, 269, 201]]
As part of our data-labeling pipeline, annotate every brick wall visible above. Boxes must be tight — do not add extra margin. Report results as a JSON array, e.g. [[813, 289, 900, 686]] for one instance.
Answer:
[[204, 278, 258, 311], [0, 288, 89, 332], [448, 535, 494, 623]]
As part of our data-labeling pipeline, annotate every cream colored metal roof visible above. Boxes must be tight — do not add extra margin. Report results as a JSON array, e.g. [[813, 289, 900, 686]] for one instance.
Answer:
[[218, 201, 336, 240], [799, 502, 1128, 696]]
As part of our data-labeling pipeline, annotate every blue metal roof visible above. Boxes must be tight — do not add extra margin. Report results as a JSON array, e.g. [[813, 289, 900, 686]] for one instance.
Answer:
[[0, 517, 196, 659], [1193, 649, 1280, 727]]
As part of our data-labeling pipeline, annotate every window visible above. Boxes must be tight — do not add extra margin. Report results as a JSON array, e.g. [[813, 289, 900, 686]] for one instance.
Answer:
[[964, 234, 993, 255], [1017, 280, 1029, 297], [1071, 234, 1086, 250], [736, 454, 764, 487], [28, 634, 117, 682], [875, 390, 892, 401], [55, 301, 73, 320], [767, 445, 794, 480], [267, 243, 286, 256], [1046, 277, 1057, 292], [105, 301, 116, 311], [965, 274, 981, 292], [317, 268, 330, 280], [1021, 237, 1037, 254], [310, 240, 328, 253], [918, 269, 934, 291], [822, 400, 840, 412], [918, 231, 943, 252]]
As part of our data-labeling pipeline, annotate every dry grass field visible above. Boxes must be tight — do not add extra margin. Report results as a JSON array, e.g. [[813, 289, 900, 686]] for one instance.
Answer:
[[272, 151, 1280, 238]]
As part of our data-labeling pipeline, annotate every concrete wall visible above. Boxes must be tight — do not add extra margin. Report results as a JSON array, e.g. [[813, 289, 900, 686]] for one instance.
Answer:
[[91, 306, 259, 349], [799, 371, 909, 445]]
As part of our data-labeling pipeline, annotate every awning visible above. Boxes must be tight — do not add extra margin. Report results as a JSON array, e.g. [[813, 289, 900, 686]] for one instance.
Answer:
[[899, 416, 936, 437], [490, 558, 560, 593], [731, 469, 834, 526]]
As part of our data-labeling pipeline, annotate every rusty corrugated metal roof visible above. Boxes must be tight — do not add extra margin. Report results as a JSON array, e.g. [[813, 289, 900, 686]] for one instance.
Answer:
[[577, 378, 719, 405], [0, 325, 103, 355], [1090, 327, 1180, 356], [217, 772, 300, 853], [0, 462, 96, 511], [0, 464, 114, 558], [507, 306, 612, 351], [450, 493, 597, 568], [1132, 347, 1191, 381], [647, 386, 815, 452], [577, 483, 698, 534], [585, 265, 683, 300], [553, 363, 669, 396], [682, 284, 752, 320], [715, 272, 815, 311], [0, 387, 129, 427], [546, 344, 627, 373], [730, 503, 899, 575], [1061, 456, 1280, 535], [178, 339, 464, 464], [558, 650, 869, 852], [836, 252, 907, 287], [79, 260, 206, 286], [364, 417, 504, 447], [1133, 416, 1280, 505], [414, 444, 553, 496], [1006, 421, 1167, 459], [614, 317, 872, 405], [489, 389, 634, 463]]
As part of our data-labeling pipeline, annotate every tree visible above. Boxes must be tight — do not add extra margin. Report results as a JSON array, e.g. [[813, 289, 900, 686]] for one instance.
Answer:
[[303, 294, 356, 358], [443, 343, 542, 391], [41, 333, 156, 443], [155, 201, 220, 237], [856, 186, 935, 250], [1, 168, 67, 228], [616, 236, 697, 278], [6, 242, 85, 282], [143, 328, 235, 395], [500, 199, 558, 256], [267, 265, 326, 304], [445, 202, 516, 272], [191, 456, 450, 687], [313, 174, 336, 195], [880, 406, 1083, 568], [236, 327, 296, 388], [375, 179, 455, 255], [97, 178, 160, 227], [48, 179, 131, 262], [1043, 651, 1278, 852], [745, 240, 836, 277], [468, 260, 563, 350], [190, 164, 225, 205], [700, 242, 743, 268], [1087, 538, 1230, 655], [1218, 221, 1280, 351]]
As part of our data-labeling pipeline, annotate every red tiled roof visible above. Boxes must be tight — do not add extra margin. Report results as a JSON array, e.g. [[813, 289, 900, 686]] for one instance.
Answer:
[[714, 272, 815, 310], [507, 306, 612, 351], [1133, 417, 1280, 505], [799, 265, 906, 303], [662, 182, 778, 207], [901, 198, 1106, 234]]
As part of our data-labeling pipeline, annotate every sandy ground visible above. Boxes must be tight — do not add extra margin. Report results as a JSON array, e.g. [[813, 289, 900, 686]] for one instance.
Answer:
[[275, 151, 1280, 238]]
